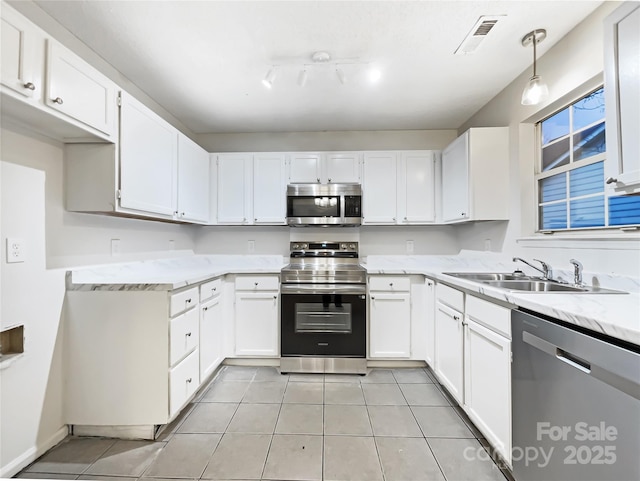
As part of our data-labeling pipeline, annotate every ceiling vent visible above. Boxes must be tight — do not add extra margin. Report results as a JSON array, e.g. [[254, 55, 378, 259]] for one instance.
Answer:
[[454, 15, 505, 55]]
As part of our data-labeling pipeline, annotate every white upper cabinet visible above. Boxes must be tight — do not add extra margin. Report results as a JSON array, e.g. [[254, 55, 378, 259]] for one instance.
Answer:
[[1, 4, 117, 141], [398, 151, 436, 224], [1, 5, 39, 100], [324, 152, 361, 183], [288, 152, 361, 184], [289, 153, 322, 183], [177, 134, 210, 223], [253, 153, 286, 224], [604, 2, 640, 193], [120, 92, 178, 216], [217, 153, 252, 224], [441, 127, 509, 223], [46, 41, 117, 138], [363, 150, 436, 225], [362, 152, 398, 224]]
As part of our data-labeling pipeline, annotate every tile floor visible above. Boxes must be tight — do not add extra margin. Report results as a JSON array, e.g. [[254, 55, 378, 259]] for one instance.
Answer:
[[18, 366, 511, 481]]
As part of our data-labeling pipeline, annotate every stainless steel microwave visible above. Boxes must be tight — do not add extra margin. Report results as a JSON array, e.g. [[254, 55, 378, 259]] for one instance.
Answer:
[[286, 183, 362, 226]]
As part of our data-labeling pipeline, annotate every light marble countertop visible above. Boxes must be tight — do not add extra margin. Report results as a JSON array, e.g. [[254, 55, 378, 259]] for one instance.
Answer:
[[66, 251, 640, 346], [364, 252, 640, 346]]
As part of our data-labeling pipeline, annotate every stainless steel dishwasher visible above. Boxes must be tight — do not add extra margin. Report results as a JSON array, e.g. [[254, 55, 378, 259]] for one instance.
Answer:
[[512, 309, 640, 481]]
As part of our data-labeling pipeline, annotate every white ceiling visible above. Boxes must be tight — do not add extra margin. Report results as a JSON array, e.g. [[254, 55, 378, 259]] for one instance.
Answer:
[[31, 1, 602, 133]]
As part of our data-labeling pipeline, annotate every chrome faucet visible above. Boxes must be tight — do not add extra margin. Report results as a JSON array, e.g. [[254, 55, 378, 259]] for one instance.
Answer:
[[513, 257, 553, 280], [569, 259, 583, 286]]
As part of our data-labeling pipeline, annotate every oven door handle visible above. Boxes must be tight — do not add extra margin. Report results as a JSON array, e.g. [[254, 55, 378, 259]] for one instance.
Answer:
[[281, 284, 366, 295]]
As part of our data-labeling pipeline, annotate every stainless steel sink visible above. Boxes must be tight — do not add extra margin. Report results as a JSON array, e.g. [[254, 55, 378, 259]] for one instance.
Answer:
[[483, 280, 587, 292], [443, 272, 533, 281], [443, 272, 626, 294]]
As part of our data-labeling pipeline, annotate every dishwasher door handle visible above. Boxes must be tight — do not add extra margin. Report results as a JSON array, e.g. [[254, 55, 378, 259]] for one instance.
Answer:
[[556, 348, 591, 373], [523, 330, 640, 401]]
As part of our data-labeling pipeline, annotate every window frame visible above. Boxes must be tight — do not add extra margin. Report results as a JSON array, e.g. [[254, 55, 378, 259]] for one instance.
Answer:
[[533, 86, 633, 233]]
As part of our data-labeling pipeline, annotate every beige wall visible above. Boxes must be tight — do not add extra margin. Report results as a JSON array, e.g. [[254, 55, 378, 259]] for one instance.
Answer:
[[196, 129, 457, 152]]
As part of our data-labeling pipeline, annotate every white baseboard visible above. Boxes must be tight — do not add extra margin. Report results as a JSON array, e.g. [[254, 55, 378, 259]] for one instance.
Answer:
[[0, 425, 68, 478]]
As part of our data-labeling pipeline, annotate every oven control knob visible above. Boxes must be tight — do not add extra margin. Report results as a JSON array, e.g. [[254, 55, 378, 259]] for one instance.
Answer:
[[349, 243, 355, 250], [302, 244, 308, 249], [293, 243, 300, 250], [340, 243, 347, 250]]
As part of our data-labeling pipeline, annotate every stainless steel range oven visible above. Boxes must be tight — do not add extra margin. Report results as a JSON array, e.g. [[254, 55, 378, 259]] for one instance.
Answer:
[[280, 241, 367, 374]]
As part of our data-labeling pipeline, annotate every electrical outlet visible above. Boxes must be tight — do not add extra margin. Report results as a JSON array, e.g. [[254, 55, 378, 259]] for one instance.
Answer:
[[6, 238, 25, 263], [248, 240, 255, 253], [406, 240, 414, 254], [111, 238, 121, 256]]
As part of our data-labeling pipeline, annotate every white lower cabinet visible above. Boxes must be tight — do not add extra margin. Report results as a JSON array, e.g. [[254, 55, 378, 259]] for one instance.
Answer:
[[199, 278, 223, 381], [234, 275, 279, 357], [424, 278, 436, 368], [464, 295, 512, 466], [434, 300, 464, 404], [369, 276, 411, 358]]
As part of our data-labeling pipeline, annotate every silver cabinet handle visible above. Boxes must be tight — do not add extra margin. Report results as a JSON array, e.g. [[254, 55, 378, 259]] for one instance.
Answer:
[[371, 296, 375, 300], [392, 217, 396, 221], [52, 97, 64, 104], [181, 212, 185, 216], [203, 306, 208, 311], [404, 217, 407, 221], [24, 82, 35, 90], [254, 282, 258, 286], [605, 177, 618, 184], [212, 287, 217, 292], [453, 315, 460, 321], [254, 218, 257, 222], [186, 332, 192, 337], [389, 282, 394, 287], [186, 298, 192, 304], [186, 378, 192, 383], [461, 212, 466, 217], [328, 178, 332, 182], [273, 295, 277, 299]]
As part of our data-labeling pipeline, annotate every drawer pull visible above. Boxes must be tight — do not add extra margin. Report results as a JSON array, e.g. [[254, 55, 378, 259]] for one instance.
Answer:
[[254, 282, 259, 286], [186, 378, 192, 383], [389, 282, 393, 287], [24, 82, 36, 90], [273, 295, 277, 299], [212, 287, 217, 292], [186, 298, 192, 304], [52, 96, 64, 104], [203, 307, 208, 311], [453, 315, 460, 321], [186, 332, 192, 337]]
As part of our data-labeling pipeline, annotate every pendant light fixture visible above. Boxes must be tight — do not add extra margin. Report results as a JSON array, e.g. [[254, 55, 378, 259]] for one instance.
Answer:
[[521, 29, 549, 106]]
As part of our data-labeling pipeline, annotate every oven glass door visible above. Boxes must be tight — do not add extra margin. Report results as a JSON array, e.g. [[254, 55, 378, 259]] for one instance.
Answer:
[[287, 196, 341, 218], [281, 292, 366, 357]]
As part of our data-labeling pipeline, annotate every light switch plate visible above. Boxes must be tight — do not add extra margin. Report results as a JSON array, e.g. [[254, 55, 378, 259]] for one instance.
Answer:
[[6, 238, 25, 263]]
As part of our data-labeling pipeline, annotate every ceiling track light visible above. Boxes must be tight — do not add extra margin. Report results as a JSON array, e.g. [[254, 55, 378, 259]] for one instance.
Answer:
[[521, 28, 549, 106], [262, 68, 276, 89]]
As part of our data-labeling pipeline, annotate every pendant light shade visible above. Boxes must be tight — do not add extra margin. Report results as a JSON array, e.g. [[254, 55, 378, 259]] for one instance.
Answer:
[[521, 29, 548, 106]]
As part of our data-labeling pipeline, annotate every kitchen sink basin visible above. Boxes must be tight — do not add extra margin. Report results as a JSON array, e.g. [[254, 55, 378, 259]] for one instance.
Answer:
[[483, 280, 587, 292], [443, 272, 626, 294], [443, 272, 532, 281]]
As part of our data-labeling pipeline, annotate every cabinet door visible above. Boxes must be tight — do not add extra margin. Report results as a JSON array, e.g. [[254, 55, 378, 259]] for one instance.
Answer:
[[605, 3, 640, 191], [289, 153, 321, 183], [1, 5, 39, 99], [217, 153, 251, 224], [434, 302, 464, 404], [424, 279, 436, 369], [399, 151, 435, 223], [325, 153, 361, 183], [464, 318, 511, 465], [200, 295, 223, 381], [362, 152, 398, 224], [235, 292, 279, 356], [46, 41, 116, 137], [253, 153, 286, 224], [442, 133, 470, 222], [177, 134, 210, 223], [120, 92, 177, 216], [369, 292, 411, 358]]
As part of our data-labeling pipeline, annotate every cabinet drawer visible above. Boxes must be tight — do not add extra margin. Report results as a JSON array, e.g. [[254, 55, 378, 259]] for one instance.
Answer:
[[170, 287, 199, 317], [436, 283, 464, 311], [465, 295, 511, 338], [170, 308, 199, 366], [169, 349, 199, 417], [200, 278, 222, 303], [235, 275, 279, 291], [369, 276, 410, 292]]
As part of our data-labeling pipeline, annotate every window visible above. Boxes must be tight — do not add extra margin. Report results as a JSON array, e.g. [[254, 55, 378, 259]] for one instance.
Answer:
[[536, 87, 640, 231]]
